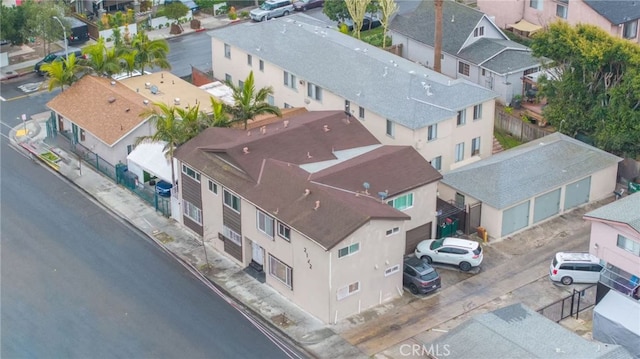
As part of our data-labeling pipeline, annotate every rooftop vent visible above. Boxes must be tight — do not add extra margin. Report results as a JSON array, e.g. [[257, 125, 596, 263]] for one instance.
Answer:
[[107, 97, 116, 103], [145, 82, 151, 89], [304, 189, 310, 196], [150, 85, 158, 94], [174, 98, 180, 105], [323, 125, 330, 132], [243, 147, 250, 154], [313, 200, 320, 210], [143, 99, 149, 105], [283, 120, 289, 128], [110, 81, 116, 86]]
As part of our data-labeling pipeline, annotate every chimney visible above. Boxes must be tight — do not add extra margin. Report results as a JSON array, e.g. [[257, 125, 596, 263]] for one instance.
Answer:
[[313, 200, 320, 210], [434, 0, 443, 73]]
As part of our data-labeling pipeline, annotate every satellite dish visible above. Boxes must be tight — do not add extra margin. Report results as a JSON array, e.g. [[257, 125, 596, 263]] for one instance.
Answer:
[[150, 85, 158, 94], [378, 192, 388, 200], [363, 182, 370, 190]]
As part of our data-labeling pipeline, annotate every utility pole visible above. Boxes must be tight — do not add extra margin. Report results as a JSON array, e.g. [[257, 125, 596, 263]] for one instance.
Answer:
[[434, 0, 443, 73], [52, 16, 67, 60]]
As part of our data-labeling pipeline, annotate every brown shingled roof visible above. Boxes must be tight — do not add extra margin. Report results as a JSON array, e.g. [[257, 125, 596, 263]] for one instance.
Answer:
[[176, 110, 440, 250], [47, 75, 151, 146]]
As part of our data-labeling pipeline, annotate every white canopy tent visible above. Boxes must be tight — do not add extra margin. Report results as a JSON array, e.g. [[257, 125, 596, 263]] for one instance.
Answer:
[[126, 142, 174, 184]]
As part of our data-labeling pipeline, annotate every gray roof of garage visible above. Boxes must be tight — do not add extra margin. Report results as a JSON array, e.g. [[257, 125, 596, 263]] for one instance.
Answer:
[[426, 303, 633, 359], [209, 14, 497, 130], [584, 192, 640, 233], [442, 133, 621, 209]]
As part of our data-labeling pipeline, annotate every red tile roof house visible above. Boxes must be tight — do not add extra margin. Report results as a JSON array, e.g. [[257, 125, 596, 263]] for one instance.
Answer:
[[174, 110, 443, 323]]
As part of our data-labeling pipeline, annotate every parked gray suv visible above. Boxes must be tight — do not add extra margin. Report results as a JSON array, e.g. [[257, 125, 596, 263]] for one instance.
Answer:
[[250, 0, 294, 22]]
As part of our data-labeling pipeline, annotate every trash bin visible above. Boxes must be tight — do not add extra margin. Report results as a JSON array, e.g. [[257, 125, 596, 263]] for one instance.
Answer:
[[629, 180, 640, 194]]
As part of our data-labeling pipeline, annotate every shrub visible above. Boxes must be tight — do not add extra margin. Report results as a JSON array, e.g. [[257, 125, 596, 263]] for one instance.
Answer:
[[228, 6, 237, 20], [240, 10, 249, 18], [338, 23, 349, 34], [504, 106, 514, 115], [158, 23, 163, 29]]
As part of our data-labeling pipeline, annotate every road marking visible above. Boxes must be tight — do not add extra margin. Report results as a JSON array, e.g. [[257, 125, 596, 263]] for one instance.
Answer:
[[0, 96, 5, 101], [3, 94, 32, 102]]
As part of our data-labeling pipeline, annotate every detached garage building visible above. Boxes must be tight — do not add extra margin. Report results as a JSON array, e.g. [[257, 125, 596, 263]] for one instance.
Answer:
[[439, 133, 621, 240]]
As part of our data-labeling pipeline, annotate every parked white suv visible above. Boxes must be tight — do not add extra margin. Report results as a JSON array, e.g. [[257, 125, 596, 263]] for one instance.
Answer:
[[250, 0, 294, 22], [415, 237, 483, 271], [549, 252, 602, 285]]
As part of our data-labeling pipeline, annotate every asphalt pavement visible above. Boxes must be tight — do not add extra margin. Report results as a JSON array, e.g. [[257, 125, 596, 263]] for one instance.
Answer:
[[2, 9, 619, 359]]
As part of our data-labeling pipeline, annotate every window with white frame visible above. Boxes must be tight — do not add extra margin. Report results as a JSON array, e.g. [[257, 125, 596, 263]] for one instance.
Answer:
[[431, 156, 442, 171], [458, 62, 470, 76], [386, 119, 394, 137], [247, 54, 252, 66], [473, 26, 484, 37], [182, 164, 201, 182], [337, 281, 360, 300], [183, 200, 202, 224], [471, 137, 481, 156], [208, 179, 218, 194], [387, 193, 414, 210], [269, 255, 292, 289], [359, 106, 365, 119], [278, 222, 291, 241], [427, 124, 437, 141], [283, 71, 297, 89], [222, 225, 241, 246], [455, 142, 465, 162], [384, 264, 400, 277], [617, 235, 640, 256], [223, 189, 241, 212], [473, 104, 483, 120], [257, 210, 274, 238], [267, 94, 274, 106], [338, 243, 360, 258], [386, 227, 399, 236], [457, 109, 466, 126], [259, 59, 264, 71], [529, 0, 542, 10], [556, 4, 567, 19], [225, 73, 232, 84], [307, 82, 322, 101], [623, 20, 638, 39], [224, 43, 231, 58]]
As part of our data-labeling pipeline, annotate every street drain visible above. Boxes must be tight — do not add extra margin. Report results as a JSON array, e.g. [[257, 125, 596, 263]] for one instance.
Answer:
[[271, 313, 293, 328], [153, 231, 174, 244], [390, 324, 401, 331]]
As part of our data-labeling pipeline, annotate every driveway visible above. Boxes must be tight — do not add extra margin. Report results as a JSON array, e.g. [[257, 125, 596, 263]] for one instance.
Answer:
[[332, 198, 612, 357]]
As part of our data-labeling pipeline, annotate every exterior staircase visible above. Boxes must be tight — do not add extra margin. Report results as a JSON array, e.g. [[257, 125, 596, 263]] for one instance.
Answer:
[[492, 136, 505, 154]]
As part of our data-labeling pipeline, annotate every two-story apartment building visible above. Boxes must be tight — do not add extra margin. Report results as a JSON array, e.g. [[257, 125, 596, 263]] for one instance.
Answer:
[[584, 192, 640, 356], [208, 14, 498, 173], [173, 110, 443, 323], [478, 0, 640, 43], [389, 0, 543, 104]]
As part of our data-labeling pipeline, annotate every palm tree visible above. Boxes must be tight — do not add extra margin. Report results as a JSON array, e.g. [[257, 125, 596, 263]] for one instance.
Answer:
[[225, 71, 281, 130], [83, 38, 122, 77], [203, 97, 232, 129], [136, 102, 185, 189], [131, 30, 171, 74], [119, 49, 138, 77], [41, 53, 87, 92]]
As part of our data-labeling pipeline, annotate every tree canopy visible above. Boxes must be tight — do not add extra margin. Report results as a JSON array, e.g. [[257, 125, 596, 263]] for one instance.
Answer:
[[531, 21, 640, 158]]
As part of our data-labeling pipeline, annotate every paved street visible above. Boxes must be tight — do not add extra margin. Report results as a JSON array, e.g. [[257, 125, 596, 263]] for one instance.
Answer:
[[1, 97, 298, 358]]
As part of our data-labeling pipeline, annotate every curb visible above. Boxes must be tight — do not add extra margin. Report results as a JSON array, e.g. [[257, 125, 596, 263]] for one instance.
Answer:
[[0, 69, 35, 82]]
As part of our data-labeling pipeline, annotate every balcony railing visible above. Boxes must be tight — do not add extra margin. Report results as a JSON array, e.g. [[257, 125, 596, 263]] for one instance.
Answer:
[[600, 267, 640, 300]]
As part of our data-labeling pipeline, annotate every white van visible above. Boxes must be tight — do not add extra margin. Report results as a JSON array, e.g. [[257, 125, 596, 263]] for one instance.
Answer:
[[549, 252, 603, 285]]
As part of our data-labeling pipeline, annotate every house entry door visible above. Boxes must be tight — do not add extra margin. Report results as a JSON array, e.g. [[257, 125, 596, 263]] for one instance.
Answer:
[[251, 241, 264, 272]]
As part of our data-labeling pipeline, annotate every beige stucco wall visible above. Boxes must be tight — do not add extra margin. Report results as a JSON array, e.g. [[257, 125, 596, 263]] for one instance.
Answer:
[[588, 165, 619, 202], [399, 181, 439, 237], [211, 39, 496, 173], [589, 222, 640, 277], [200, 175, 226, 253], [327, 219, 405, 323]]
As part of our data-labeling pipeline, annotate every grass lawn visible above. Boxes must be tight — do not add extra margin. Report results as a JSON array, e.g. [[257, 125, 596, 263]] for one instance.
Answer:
[[348, 27, 391, 48], [495, 129, 522, 150]]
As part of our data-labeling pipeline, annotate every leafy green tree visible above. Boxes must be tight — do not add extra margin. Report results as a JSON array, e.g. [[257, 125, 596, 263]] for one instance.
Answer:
[[22, 0, 66, 55], [165, 2, 189, 23], [323, 0, 379, 22], [0, 4, 27, 45], [40, 53, 87, 92], [131, 30, 171, 74], [207, 97, 232, 128], [531, 21, 640, 158], [224, 71, 281, 130]]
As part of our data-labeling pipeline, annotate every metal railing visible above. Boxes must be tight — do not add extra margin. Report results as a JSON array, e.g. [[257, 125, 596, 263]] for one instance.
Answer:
[[537, 284, 597, 322]]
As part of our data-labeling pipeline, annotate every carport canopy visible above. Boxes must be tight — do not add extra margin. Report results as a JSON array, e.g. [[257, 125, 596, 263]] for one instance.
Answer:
[[126, 141, 172, 183]]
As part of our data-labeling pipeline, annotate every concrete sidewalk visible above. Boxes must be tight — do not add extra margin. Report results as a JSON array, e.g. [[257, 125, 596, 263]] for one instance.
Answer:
[[10, 115, 365, 359]]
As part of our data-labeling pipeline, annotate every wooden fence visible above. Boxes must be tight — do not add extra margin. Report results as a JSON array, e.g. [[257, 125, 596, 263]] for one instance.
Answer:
[[495, 108, 551, 142]]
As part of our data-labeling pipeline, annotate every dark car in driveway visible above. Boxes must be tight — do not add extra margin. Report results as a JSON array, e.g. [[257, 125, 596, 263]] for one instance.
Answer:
[[339, 15, 382, 32], [293, 0, 324, 11], [34, 47, 85, 76], [403, 256, 441, 295]]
